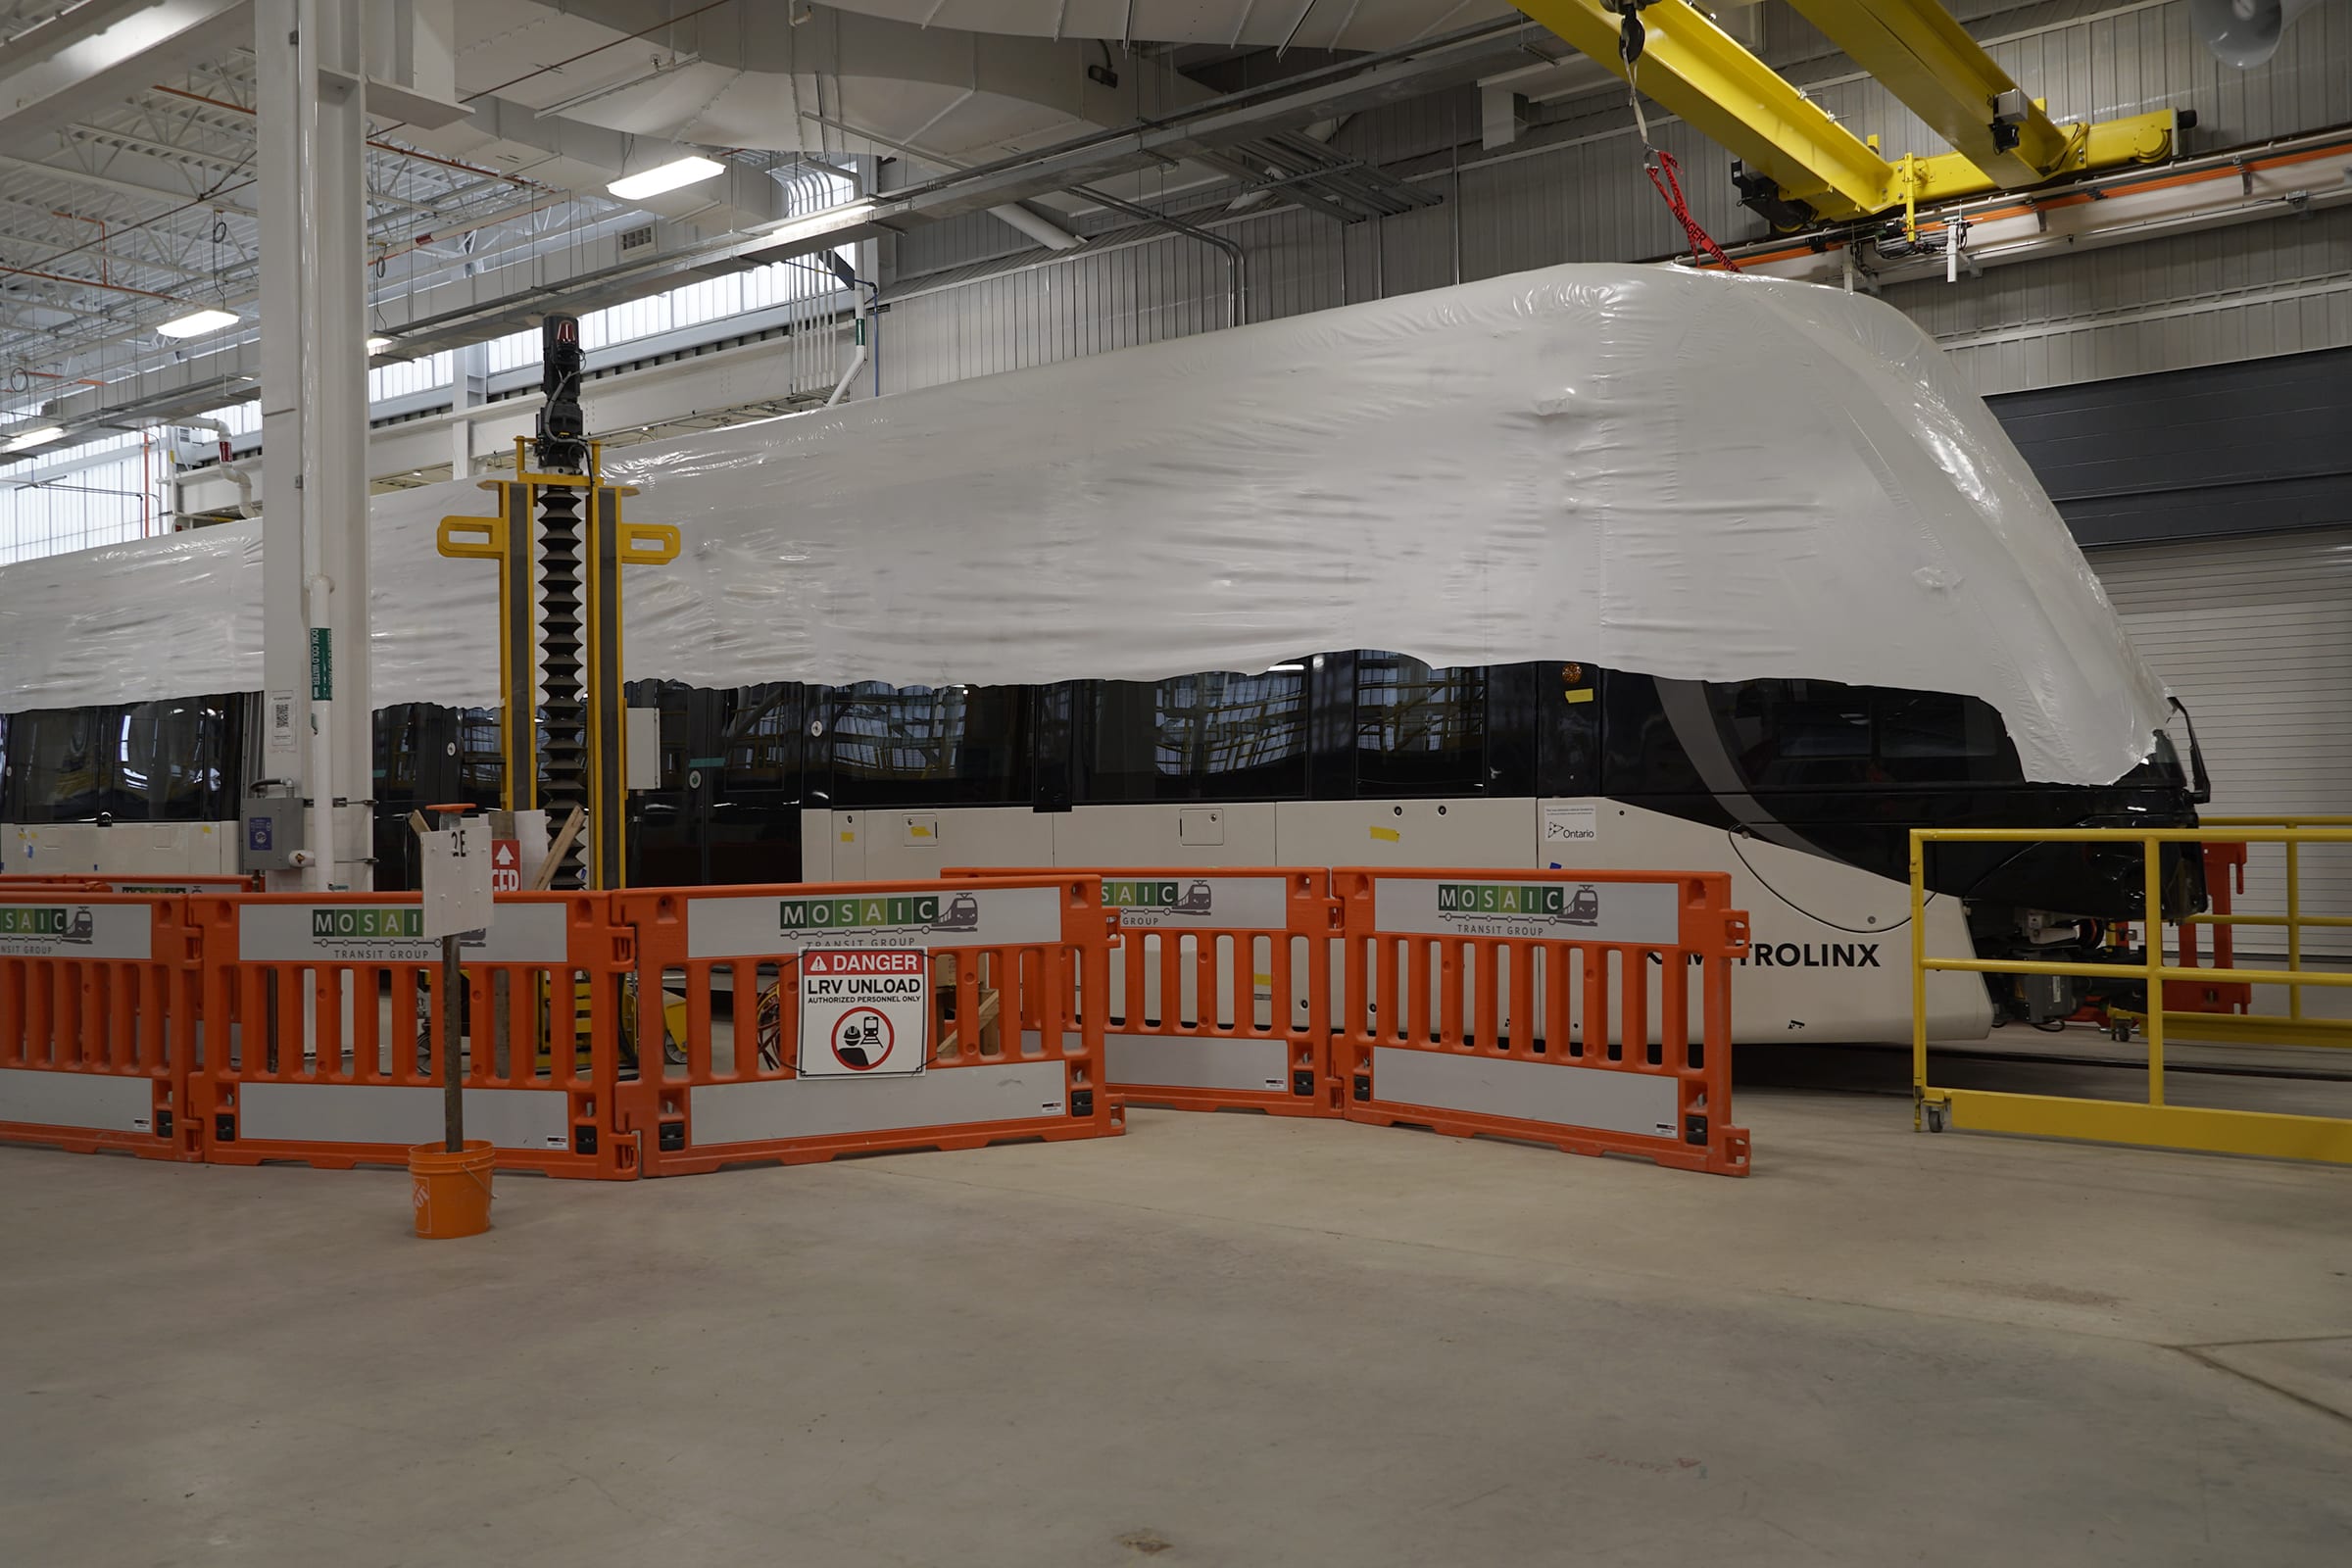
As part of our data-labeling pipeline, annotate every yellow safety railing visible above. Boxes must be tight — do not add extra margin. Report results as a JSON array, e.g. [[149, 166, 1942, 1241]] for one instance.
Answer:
[[1910, 826, 2352, 1165]]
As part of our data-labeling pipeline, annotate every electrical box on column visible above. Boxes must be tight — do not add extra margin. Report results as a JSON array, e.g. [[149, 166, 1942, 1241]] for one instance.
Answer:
[[434, 314, 680, 892]]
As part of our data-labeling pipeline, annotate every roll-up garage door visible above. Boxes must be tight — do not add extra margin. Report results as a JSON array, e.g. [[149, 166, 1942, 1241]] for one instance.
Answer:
[[2090, 529, 2352, 956]]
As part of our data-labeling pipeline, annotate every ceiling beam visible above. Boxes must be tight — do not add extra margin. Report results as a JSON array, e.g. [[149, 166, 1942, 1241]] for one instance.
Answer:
[[35, 16, 1547, 426], [0, 0, 253, 157], [0, 146, 249, 213]]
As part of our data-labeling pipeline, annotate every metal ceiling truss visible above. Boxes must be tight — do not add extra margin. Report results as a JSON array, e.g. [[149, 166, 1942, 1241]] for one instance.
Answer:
[[3, 1, 2205, 446], [1200, 129, 1437, 223]]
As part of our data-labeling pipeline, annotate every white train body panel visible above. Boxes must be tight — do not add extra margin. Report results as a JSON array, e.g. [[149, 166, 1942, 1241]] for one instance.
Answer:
[[9, 822, 238, 878], [801, 797, 1990, 1046]]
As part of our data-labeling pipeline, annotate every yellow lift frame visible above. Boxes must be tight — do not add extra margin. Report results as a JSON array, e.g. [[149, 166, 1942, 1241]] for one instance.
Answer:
[[1513, 0, 2178, 226], [436, 438, 681, 891]]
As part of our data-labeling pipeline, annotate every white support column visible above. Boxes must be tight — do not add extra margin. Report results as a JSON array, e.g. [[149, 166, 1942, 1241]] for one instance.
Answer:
[[257, 0, 373, 890], [450, 340, 486, 478]]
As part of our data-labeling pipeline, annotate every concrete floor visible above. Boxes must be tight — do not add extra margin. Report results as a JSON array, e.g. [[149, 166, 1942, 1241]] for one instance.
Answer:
[[4, 1092, 2348, 1567]]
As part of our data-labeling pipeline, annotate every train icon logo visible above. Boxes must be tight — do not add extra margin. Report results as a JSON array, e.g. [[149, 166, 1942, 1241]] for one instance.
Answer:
[[829, 1005, 896, 1071], [0, 905, 95, 944], [1557, 886, 1600, 926], [929, 892, 982, 932]]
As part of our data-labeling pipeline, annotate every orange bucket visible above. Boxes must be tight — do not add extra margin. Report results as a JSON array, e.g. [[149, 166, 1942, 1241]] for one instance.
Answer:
[[408, 1140, 496, 1239]]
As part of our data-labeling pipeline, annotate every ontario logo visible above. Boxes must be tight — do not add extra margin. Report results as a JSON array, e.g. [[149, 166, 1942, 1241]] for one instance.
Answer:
[[0, 905, 94, 943], [312, 908, 426, 943], [1434, 882, 1599, 926], [779, 894, 956, 933], [1102, 879, 1214, 915]]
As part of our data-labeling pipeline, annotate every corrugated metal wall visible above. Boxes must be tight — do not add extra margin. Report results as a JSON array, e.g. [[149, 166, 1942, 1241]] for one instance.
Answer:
[[1893, 206, 2352, 395], [2092, 528, 2352, 956], [881, 0, 2352, 401]]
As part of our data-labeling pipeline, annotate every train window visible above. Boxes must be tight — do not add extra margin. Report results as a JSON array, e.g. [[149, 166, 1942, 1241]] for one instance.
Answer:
[[1599, 675, 1709, 798], [1355, 655, 1485, 797], [0, 713, 10, 818], [122, 701, 229, 820], [1534, 662, 1600, 797], [1157, 670, 1307, 790], [8, 700, 230, 822], [1708, 680, 1873, 791], [17, 710, 113, 821], [1707, 680, 2016, 790], [1075, 668, 1308, 802], [826, 683, 1032, 807], [721, 684, 801, 794], [455, 710, 504, 805], [1876, 692, 2002, 759], [374, 707, 425, 800]]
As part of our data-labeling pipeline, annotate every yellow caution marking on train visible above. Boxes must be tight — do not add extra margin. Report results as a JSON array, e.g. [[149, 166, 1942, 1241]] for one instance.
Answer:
[[1564, 687, 1594, 705], [1370, 825, 1401, 843]]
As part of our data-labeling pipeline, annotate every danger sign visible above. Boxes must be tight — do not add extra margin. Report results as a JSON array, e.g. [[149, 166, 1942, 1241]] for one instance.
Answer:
[[798, 948, 927, 1078]]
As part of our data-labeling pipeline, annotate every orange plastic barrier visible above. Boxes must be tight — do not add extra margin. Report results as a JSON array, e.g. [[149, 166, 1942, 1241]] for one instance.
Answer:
[[187, 892, 635, 1178], [949, 866, 1340, 1116], [1332, 867, 1752, 1176], [0, 890, 203, 1161], [613, 876, 1123, 1175]]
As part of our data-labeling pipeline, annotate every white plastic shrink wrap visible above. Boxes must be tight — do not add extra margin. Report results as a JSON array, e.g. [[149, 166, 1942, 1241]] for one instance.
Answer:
[[0, 265, 2168, 786]]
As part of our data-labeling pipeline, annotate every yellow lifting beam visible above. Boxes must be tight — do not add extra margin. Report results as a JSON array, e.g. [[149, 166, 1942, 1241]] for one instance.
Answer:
[[1783, 0, 2070, 188], [1515, 0, 2180, 227], [1513, 0, 1891, 220]]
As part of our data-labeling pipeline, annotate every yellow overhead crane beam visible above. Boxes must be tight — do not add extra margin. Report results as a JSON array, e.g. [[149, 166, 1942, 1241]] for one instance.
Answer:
[[1782, 0, 2070, 188], [1514, 0, 1888, 220], [1512, 0, 2179, 228]]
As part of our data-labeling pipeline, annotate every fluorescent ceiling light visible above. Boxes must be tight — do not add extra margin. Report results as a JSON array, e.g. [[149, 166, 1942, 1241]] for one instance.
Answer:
[[3, 425, 67, 454], [157, 308, 241, 339], [608, 155, 726, 201], [367, 335, 393, 352], [753, 198, 879, 249]]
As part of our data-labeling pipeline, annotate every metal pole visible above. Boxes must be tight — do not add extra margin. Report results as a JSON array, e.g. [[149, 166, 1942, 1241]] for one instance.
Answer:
[[2144, 836, 2165, 1108], [255, 0, 371, 892], [1910, 830, 1928, 1130], [442, 928, 465, 1152], [2285, 839, 2303, 1020]]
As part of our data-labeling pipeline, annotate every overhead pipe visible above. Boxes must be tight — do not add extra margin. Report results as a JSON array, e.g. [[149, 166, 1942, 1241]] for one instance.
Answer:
[[989, 202, 1084, 251], [174, 415, 259, 521], [825, 284, 867, 406], [1072, 184, 1247, 329]]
